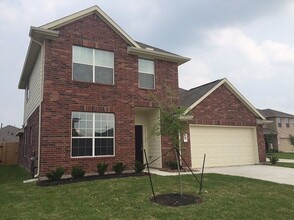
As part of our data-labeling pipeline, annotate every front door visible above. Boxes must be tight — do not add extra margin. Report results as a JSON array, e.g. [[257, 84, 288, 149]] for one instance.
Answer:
[[135, 125, 143, 163]]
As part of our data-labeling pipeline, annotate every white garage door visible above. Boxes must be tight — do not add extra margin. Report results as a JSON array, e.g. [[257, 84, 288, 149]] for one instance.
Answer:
[[190, 125, 259, 168]]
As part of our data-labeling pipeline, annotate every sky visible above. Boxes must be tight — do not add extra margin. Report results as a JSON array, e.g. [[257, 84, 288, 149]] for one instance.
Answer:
[[1, 0, 294, 127]]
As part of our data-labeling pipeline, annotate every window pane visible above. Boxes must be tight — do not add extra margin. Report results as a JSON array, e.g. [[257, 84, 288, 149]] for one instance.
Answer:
[[95, 50, 114, 67], [73, 46, 93, 65], [95, 113, 114, 137], [139, 59, 154, 74], [95, 67, 113, 84], [72, 112, 93, 137], [73, 63, 93, 82], [72, 138, 93, 156], [95, 138, 113, 155], [139, 72, 154, 89]]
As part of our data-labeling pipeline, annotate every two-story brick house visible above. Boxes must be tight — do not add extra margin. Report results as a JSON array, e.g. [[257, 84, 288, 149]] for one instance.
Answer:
[[18, 5, 190, 177], [259, 109, 294, 152]]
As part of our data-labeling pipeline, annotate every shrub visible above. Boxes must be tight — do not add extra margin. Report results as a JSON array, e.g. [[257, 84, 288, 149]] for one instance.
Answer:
[[71, 166, 85, 178], [46, 167, 64, 181], [267, 154, 279, 165], [134, 161, 145, 173], [113, 162, 126, 174], [167, 161, 178, 170], [97, 163, 108, 176]]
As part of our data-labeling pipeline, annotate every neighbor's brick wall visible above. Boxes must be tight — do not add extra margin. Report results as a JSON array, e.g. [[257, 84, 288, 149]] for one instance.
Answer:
[[181, 85, 266, 166], [18, 107, 39, 172], [40, 14, 178, 176], [256, 124, 266, 162]]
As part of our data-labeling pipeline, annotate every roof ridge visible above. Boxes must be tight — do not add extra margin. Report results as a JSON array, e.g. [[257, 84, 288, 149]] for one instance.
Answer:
[[188, 79, 223, 91]]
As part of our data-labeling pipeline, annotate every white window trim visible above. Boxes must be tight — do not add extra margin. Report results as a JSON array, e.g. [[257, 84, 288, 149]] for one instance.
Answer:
[[72, 46, 114, 85], [138, 58, 155, 90], [71, 112, 115, 158]]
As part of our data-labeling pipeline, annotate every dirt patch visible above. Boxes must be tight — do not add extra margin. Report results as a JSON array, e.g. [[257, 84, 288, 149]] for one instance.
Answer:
[[151, 193, 202, 207], [37, 172, 147, 187]]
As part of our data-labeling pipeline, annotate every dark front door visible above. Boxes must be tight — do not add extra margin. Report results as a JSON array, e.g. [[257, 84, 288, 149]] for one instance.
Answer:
[[135, 125, 143, 163]]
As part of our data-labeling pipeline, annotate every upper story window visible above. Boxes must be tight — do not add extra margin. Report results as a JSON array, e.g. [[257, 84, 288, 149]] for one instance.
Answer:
[[72, 46, 114, 85], [277, 118, 282, 128], [139, 59, 155, 89], [72, 112, 115, 157], [285, 118, 290, 128]]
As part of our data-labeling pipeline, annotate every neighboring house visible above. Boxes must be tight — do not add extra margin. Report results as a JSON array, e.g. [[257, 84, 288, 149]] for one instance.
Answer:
[[0, 125, 20, 143], [258, 109, 294, 152], [17, 5, 190, 176], [180, 79, 266, 168]]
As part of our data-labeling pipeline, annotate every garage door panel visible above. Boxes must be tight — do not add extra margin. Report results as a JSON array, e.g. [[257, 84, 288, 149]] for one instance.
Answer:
[[190, 126, 258, 168]]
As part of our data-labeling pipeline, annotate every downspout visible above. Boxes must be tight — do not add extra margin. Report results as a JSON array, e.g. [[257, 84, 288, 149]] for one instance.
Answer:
[[31, 38, 44, 178]]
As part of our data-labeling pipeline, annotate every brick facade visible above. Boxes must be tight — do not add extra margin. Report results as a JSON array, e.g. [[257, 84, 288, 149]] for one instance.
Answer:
[[39, 14, 178, 176], [181, 85, 266, 167], [18, 107, 39, 172]]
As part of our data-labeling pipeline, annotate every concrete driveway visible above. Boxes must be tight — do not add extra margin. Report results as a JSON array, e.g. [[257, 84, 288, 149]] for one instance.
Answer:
[[205, 165, 294, 186]]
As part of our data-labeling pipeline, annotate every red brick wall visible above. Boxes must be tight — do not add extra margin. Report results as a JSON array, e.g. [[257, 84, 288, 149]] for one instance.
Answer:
[[18, 107, 39, 172], [256, 124, 266, 162], [182, 84, 266, 166], [40, 14, 178, 176]]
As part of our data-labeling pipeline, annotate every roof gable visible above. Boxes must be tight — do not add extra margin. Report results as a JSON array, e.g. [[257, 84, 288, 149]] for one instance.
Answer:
[[181, 78, 265, 120], [19, 5, 190, 89], [40, 5, 140, 48]]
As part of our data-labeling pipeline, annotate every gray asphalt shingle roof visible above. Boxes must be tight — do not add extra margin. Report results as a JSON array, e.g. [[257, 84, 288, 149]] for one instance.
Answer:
[[258, 109, 294, 119], [179, 79, 223, 107]]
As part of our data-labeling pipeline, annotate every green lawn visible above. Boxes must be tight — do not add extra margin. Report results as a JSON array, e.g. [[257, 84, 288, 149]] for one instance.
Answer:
[[1, 165, 294, 220], [270, 152, 294, 159], [277, 162, 294, 168]]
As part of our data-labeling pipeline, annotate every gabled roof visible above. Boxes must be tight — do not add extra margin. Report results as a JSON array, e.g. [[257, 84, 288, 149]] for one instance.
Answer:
[[180, 78, 265, 120], [18, 5, 190, 89], [0, 125, 20, 143], [179, 79, 222, 107], [258, 109, 294, 119]]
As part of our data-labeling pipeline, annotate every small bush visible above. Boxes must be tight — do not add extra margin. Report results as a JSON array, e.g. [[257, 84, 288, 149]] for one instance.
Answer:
[[71, 166, 85, 178], [168, 161, 178, 170], [113, 162, 126, 174], [46, 167, 64, 181], [134, 161, 145, 173], [97, 163, 108, 176], [267, 154, 279, 165]]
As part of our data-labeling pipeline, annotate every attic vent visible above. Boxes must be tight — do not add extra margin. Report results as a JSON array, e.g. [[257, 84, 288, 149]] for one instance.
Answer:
[[146, 47, 154, 51]]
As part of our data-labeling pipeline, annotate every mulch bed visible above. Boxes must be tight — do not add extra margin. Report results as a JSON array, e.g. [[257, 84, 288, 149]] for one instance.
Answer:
[[151, 193, 202, 207], [37, 172, 148, 187]]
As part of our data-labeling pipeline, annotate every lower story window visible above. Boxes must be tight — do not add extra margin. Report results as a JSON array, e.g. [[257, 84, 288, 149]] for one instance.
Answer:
[[72, 112, 115, 157]]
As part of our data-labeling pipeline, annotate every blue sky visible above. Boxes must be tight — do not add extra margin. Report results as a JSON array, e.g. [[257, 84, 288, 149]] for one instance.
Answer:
[[1, 0, 294, 127]]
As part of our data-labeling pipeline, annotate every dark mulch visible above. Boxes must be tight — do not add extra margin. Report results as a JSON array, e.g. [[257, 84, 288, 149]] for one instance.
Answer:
[[37, 172, 147, 187], [151, 193, 202, 207]]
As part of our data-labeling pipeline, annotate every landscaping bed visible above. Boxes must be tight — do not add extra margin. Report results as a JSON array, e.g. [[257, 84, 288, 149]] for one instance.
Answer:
[[37, 172, 148, 187]]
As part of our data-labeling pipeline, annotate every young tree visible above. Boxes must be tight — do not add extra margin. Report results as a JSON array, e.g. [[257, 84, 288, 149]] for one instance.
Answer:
[[288, 135, 294, 152], [152, 103, 191, 195]]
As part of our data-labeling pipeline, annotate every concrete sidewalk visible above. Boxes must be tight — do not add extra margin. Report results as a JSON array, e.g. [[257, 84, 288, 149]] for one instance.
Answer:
[[204, 165, 294, 186], [150, 165, 294, 186]]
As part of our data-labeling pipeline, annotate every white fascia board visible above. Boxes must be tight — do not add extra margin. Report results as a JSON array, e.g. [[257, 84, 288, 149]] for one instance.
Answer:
[[257, 119, 273, 125], [222, 79, 266, 120], [184, 79, 225, 115], [127, 46, 191, 65], [184, 78, 266, 120], [18, 27, 59, 89], [40, 5, 140, 48]]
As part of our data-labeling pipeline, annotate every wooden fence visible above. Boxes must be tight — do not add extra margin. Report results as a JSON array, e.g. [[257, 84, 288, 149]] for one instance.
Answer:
[[0, 142, 18, 165]]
